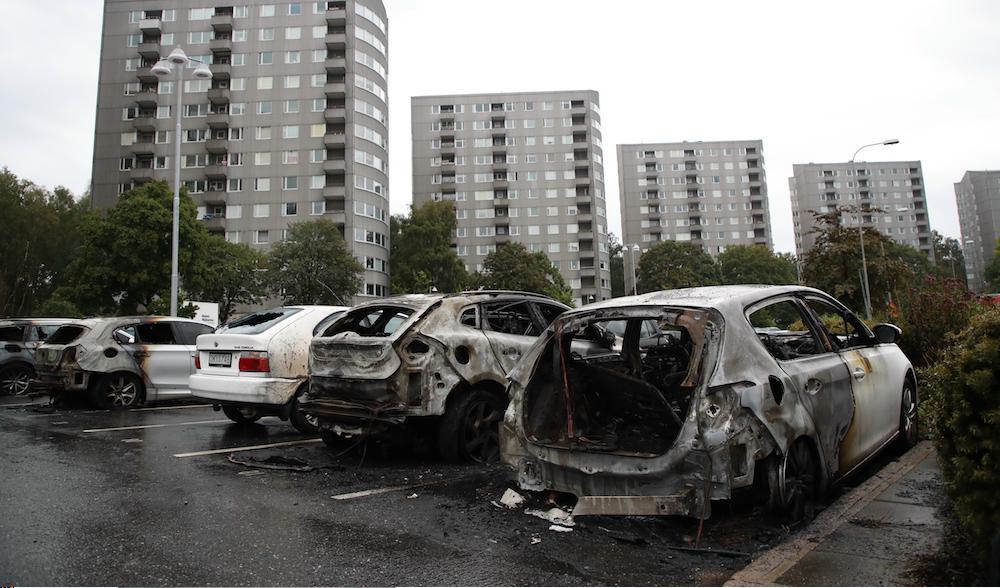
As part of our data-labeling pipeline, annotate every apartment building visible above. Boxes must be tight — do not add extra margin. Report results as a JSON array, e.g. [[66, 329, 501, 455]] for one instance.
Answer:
[[91, 0, 390, 300], [411, 90, 612, 306], [617, 140, 773, 260], [789, 161, 934, 260], [955, 171, 1000, 292]]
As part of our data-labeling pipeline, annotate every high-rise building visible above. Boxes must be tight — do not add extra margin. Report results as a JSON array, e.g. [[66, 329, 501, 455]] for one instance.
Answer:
[[92, 0, 390, 300], [411, 90, 612, 305], [616, 140, 772, 261], [955, 170, 1000, 292], [789, 161, 933, 260]]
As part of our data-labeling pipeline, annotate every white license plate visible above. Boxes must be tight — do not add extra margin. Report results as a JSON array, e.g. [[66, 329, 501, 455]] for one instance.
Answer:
[[208, 352, 232, 367]]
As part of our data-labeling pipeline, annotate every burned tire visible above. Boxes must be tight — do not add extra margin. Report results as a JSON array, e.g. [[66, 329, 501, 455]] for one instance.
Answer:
[[438, 388, 505, 463], [90, 372, 144, 410], [0, 364, 33, 396], [222, 405, 262, 424], [896, 380, 918, 450], [319, 429, 352, 451], [769, 439, 820, 524], [289, 388, 319, 435]]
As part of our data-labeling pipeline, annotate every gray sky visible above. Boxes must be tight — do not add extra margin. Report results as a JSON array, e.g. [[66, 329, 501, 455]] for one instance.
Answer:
[[2, 0, 998, 254]]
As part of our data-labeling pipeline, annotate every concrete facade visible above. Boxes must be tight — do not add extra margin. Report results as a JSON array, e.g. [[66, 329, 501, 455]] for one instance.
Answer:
[[616, 140, 773, 263], [955, 171, 1000, 292], [92, 0, 390, 301], [411, 90, 612, 306], [789, 161, 934, 260]]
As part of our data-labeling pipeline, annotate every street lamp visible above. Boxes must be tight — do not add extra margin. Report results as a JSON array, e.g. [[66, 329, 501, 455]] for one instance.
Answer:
[[630, 244, 640, 295], [152, 47, 212, 316], [850, 138, 899, 320]]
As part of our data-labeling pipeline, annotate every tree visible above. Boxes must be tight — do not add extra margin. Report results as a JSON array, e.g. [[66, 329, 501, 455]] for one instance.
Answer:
[[931, 230, 967, 287], [718, 245, 797, 285], [636, 241, 720, 293], [984, 238, 1000, 292], [59, 180, 209, 316], [390, 201, 467, 294], [186, 237, 267, 323], [472, 243, 574, 306], [266, 219, 363, 305], [608, 233, 625, 297]]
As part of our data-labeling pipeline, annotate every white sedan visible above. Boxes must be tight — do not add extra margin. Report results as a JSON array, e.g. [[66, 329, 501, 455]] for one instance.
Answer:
[[191, 305, 347, 433]]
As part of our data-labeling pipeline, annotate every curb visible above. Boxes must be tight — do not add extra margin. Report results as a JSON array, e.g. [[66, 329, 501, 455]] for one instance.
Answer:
[[724, 440, 934, 587]]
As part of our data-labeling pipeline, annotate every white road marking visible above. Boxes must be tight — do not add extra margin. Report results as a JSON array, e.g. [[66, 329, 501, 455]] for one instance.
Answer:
[[131, 404, 213, 412], [2, 401, 49, 408], [82, 419, 230, 433], [331, 478, 452, 501], [173, 438, 322, 458]]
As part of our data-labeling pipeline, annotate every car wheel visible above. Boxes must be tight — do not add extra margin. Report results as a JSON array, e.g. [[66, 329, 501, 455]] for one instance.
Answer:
[[773, 439, 820, 523], [896, 380, 918, 450], [319, 429, 351, 450], [289, 388, 319, 435], [222, 405, 262, 424], [0, 365, 33, 396], [439, 388, 505, 463], [91, 373, 144, 410]]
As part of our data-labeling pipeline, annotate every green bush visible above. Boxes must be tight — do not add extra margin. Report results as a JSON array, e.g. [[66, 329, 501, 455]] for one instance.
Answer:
[[892, 276, 978, 367], [921, 305, 1000, 560]]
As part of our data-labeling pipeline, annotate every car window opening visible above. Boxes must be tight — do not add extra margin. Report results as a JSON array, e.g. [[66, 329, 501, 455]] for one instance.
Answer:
[[323, 306, 415, 338], [522, 314, 700, 456], [46, 326, 88, 345], [218, 307, 302, 335]]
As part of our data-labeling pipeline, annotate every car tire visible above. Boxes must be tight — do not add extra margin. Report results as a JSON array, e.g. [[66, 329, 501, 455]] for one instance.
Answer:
[[438, 388, 505, 463], [768, 439, 820, 524], [90, 372, 144, 410], [896, 380, 918, 450], [222, 405, 262, 424], [289, 388, 319, 435], [0, 364, 34, 396], [319, 429, 351, 450]]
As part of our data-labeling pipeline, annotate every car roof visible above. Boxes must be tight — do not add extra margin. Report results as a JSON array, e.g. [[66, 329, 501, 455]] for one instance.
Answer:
[[345, 290, 568, 311], [567, 285, 830, 317], [0, 318, 80, 326]]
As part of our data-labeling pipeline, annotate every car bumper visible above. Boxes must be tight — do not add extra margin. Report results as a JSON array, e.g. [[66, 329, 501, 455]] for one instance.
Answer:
[[35, 367, 89, 392], [190, 373, 302, 406]]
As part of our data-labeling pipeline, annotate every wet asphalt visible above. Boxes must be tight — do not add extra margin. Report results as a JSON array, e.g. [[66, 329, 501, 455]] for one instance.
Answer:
[[1, 394, 803, 586]]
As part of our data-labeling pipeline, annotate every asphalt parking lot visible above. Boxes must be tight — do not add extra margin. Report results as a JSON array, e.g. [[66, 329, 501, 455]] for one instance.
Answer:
[[2, 395, 806, 586]]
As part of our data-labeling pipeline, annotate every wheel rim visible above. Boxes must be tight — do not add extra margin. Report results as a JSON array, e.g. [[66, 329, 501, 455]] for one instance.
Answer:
[[238, 407, 258, 419], [305, 413, 319, 428], [2, 369, 31, 396], [780, 442, 817, 522], [462, 399, 502, 463], [106, 375, 138, 407], [902, 386, 917, 440]]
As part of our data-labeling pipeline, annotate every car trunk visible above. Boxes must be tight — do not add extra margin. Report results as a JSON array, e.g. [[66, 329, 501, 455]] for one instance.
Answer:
[[35, 325, 89, 370], [196, 334, 268, 376], [521, 308, 713, 457]]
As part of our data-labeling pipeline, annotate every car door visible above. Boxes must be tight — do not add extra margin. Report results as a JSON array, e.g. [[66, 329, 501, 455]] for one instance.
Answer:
[[801, 295, 899, 460], [746, 296, 858, 476], [134, 321, 192, 396], [481, 300, 545, 374], [173, 321, 215, 376]]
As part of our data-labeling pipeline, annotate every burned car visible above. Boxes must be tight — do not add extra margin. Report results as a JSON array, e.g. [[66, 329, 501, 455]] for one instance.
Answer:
[[502, 285, 917, 521], [300, 291, 569, 461], [0, 318, 77, 395], [35, 316, 214, 409]]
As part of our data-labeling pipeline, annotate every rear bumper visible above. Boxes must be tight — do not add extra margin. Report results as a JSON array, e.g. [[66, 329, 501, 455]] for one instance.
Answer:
[[299, 375, 408, 426], [35, 367, 89, 392], [190, 373, 301, 406]]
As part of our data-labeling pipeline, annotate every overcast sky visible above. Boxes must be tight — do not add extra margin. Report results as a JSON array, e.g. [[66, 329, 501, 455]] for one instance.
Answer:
[[2, 0, 998, 254]]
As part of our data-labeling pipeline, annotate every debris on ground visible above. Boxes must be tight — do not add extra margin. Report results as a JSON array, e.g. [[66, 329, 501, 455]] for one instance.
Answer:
[[499, 488, 525, 509], [406, 493, 419, 499], [237, 470, 266, 477], [549, 524, 573, 533], [228, 454, 315, 472], [525, 507, 575, 527], [599, 526, 649, 545], [530, 536, 542, 545], [122, 438, 142, 444]]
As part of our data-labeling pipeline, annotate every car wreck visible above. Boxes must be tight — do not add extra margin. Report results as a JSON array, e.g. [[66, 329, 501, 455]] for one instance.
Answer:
[[300, 291, 569, 460], [0, 318, 77, 396], [501, 285, 917, 520]]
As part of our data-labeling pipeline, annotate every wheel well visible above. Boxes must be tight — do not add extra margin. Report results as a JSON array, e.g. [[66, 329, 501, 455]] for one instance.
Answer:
[[904, 369, 917, 402], [793, 434, 827, 487], [444, 379, 507, 413], [0, 361, 33, 374], [94, 370, 147, 400]]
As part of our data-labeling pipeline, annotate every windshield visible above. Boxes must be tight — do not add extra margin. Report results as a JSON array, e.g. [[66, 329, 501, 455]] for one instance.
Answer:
[[217, 307, 302, 335], [46, 325, 88, 345]]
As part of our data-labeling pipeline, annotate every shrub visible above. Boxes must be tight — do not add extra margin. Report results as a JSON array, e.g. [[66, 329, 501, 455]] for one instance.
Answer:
[[920, 305, 1000, 560], [892, 276, 978, 367]]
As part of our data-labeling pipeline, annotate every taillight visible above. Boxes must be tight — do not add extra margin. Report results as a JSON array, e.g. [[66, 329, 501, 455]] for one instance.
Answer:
[[63, 346, 78, 363], [194, 354, 201, 369], [238, 351, 270, 372]]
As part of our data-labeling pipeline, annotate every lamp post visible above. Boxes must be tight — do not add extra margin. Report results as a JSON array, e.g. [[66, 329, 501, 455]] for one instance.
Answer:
[[630, 244, 640, 295], [850, 138, 899, 320], [151, 47, 212, 316]]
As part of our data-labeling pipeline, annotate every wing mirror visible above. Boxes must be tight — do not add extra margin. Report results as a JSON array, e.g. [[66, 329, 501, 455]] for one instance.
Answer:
[[872, 323, 902, 344]]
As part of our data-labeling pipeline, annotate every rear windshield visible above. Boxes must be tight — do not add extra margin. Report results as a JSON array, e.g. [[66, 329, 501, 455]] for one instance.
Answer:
[[217, 308, 302, 335], [322, 306, 415, 338], [47, 326, 88, 345]]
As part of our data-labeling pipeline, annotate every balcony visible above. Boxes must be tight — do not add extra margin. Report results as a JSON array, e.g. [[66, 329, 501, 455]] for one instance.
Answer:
[[323, 185, 346, 199], [137, 42, 160, 59], [209, 37, 231, 53], [129, 167, 154, 183], [210, 14, 233, 32], [325, 56, 347, 73], [324, 133, 346, 148], [207, 87, 230, 105], [139, 18, 161, 34], [209, 63, 231, 79], [325, 33, 347, 50], [136, 67, 157, 83], [134, 90, 158, 108], [324, 210, 347, 226], [205, 139, 228, 154], [132, 116, 156, 133], [324, 159, 346, 174], [131, 141, 155, 156], [200, 215, 226, 231], [324, 81, 346, 96], [206, 113, 230, 128], [324, 108, 346, 123], [202, 190, 226, 205], [204, 165, 228, 179], [326, 6, 347, 25]]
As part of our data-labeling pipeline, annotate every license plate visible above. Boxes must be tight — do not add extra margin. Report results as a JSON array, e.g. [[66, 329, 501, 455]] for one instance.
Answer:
[[208, 352, 232, 367]]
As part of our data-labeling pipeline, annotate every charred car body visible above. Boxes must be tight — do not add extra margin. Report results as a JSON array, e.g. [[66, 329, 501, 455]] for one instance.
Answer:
[[35, 317, 214, 408], [0, 318, 77, 395], [502, 286, 917, 520], [300, 291, 569, 461]]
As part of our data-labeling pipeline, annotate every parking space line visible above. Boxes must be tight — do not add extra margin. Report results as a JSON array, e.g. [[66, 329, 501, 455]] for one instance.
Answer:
[[331, 477, 453, 501], [131, 404, 212, 412], [82, 419, 230, 433], [2, 401, 50, 409], [173, 438, 322, 458]]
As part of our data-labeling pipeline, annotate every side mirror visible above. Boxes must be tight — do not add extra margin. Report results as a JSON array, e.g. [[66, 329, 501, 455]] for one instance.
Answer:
[[872, 323, 901, 345]]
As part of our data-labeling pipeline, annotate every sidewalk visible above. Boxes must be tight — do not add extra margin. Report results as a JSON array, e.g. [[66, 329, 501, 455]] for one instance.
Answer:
[[727, 441, 942, 586]]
